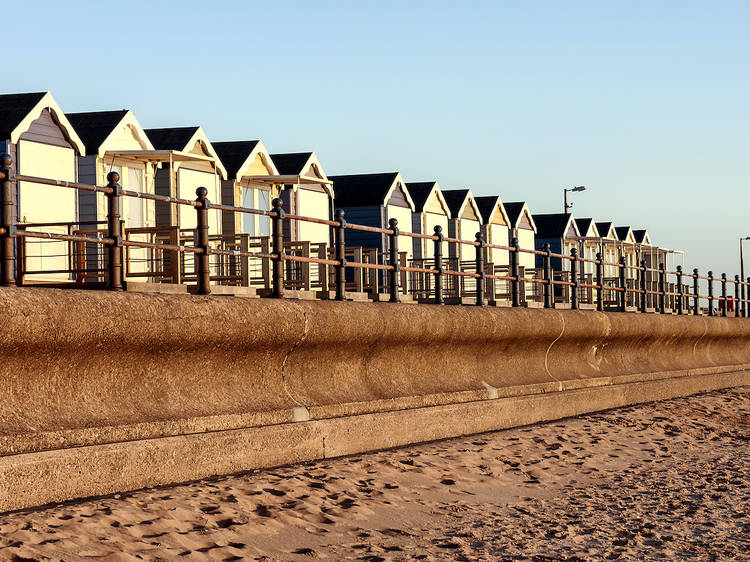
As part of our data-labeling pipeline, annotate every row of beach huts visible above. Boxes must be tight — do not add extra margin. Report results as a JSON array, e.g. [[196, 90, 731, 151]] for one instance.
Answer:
[[0, 91, 682, 304]]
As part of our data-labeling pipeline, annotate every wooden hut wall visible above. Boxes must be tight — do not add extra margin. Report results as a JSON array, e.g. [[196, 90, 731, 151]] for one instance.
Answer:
[[384, 184, 413, 260], [515, 212, 536, 272], [487, 208, 509, 266]]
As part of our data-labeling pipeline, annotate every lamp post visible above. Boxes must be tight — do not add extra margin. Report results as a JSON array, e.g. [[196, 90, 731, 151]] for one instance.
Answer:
[[564, 186, 587, 214], [741, 237, 750, 317]]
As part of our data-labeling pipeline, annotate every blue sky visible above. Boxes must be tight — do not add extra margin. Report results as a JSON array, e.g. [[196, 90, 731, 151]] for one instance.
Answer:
[[4, 1, 749, 275]]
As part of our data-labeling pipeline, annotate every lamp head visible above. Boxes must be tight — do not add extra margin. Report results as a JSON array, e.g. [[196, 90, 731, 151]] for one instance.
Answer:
[[572, 185, 587, 192]]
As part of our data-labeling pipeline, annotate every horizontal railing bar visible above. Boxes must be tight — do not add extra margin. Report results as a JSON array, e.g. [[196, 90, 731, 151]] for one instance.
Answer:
[[15, 174, 112, 194], [17, 230, 114, 245]]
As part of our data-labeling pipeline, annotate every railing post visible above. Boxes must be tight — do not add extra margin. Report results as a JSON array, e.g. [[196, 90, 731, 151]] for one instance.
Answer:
[[693, 268, 700, 316], [639, 259, 647, 313], [334, 209, 346, 301], [475, 232, 485, 306], [433, 225, 444, 305], [595, 251, 604, 312], [658, 263, 666, 314], [707, 270, 714, 316], [721, 273, 727, 317], [618, 256, 627, 312], [735, 275, 741, 318], [194, 187, 211, 295], [272, 198, 285, 298], [746, 277, 750, 318], [388, 218, 400, 303], [542, 243, 552, 309], [570, 248, 579, 310], [0, 153, 14, 287], [105, 171, 123, 291], [510, 237, 520, 307], [676, 265, 684, 315]]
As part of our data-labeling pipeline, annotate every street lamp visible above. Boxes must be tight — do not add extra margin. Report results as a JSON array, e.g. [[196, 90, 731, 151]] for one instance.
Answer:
[[564, 186, 587, 214], [740, 236, 750, 317]]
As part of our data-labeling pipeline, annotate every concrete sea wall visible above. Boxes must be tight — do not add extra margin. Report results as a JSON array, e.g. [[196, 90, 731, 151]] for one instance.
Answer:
[[1, 288, 748, 512]]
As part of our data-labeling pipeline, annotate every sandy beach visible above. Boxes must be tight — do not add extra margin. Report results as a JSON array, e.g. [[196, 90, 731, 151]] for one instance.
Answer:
[[1, 386, 748, 561]]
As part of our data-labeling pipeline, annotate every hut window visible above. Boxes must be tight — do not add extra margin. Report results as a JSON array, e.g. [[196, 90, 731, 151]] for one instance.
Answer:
[[127, 168, 145, 227], [257, 189, 271, 236], [241, 187, 256, 236]]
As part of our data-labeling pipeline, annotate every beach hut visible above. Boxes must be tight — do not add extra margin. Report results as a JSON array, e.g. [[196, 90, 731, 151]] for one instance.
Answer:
[[327, 172, 415, 260], [0, 91, 85, 281], [441, 189, 483, 262], [573, 218, 601, 276], [475, 195, 511, 267], [533, 213, 581, 271], [145, 127, 227, 235], [271, 152, 334, 247], [615, 226, 638, 278], [595, 221, 619, 277], [504, 202, 537, 273], [213, 140, 277, 239], [406, 181, 450, 261], [66, 109, 159, 282], [67, 110, 156, 230]]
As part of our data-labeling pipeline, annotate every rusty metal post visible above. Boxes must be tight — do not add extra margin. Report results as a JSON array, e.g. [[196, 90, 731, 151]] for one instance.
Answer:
[[542, 243, 552, 309], [570, 248, 579, 310], [475, 232, 485, 306], [388, 218, 400, 303], [707, 271, 714, 316], [434, 225, 444, 305], [272, 198, 285, 298], [735, 275, 741, 318], [618, 256, 627, 312], [693, 268, 700, 316], [334, 208, 346, 301], [510, 237, 520, 307], [596, 251, 604, 312], [658, 263, 666, 314], [194, 187, 211, 295], [106, 171, 123, 291], [0, 153, 14, 286], [639, 259, 647, 313], [721, 273, 727, 317], [676, 265, 684, 315]]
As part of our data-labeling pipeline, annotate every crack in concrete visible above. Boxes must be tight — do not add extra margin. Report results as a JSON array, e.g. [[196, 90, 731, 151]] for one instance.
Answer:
[[544, 310, 565, 388], [280, 303, 310, 411]]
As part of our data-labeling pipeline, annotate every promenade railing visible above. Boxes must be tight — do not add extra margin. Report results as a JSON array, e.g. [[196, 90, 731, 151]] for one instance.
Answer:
[[1, 153, 748, 317]]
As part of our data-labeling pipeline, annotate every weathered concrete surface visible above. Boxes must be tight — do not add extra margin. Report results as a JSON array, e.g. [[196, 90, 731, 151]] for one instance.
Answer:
[[0, 287, 749, 511]]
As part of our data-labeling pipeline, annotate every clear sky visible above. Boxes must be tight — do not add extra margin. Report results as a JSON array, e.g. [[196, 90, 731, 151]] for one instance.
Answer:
[[4, 1, 749, 276]]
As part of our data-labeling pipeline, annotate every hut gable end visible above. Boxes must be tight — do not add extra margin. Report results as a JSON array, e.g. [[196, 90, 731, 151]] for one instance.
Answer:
[[386, 183, 411, 208], [19, 108, 73, 149]]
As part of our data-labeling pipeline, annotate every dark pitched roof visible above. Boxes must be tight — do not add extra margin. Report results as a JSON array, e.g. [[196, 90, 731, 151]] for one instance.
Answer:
[[503, 202, 527, 227], [145, 126, 200, 151], [574, 217, 597, 237], [595, 221, 615, 237], [633, 229, 649, 244], [441, 189, 470, 218], [271, 152, 312, 176], [615, 226, 632, 241], [65, 110, 128, 154], [474, 196, 503, 224], [328, 172, 399, 207], [0, 92, 46, 138], [405, 182, 438, 212], [213, 141, 260, 179], [533, 213, 574, 239]]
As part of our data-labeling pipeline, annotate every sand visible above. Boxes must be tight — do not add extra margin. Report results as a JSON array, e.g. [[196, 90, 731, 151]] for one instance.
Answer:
[[0, 386, 748, 561]]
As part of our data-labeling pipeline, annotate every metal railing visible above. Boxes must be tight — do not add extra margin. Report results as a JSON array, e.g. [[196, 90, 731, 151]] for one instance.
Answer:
[[1, 153, 749, 317]]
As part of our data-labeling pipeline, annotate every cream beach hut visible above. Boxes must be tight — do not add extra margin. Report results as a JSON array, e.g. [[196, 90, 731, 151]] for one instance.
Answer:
[[615, 226, 638, 279], [503, 201, 537, 273], [595, 221, 619, 278], [271, 152, 334, 247], [0, 92, 85, 282], [441, 189, 483, 262], [66, 109, 158, 282], [573, 218, 601, 276], [406, 181, 450, 261], [145, 127, 227, 235], [213, 140, 278, 239], [475, 195, 511, 267]]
